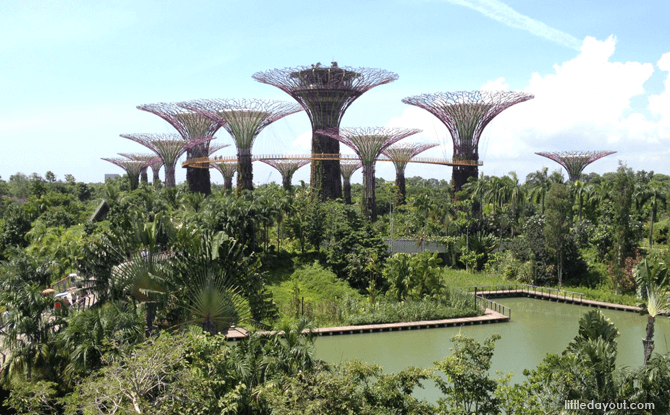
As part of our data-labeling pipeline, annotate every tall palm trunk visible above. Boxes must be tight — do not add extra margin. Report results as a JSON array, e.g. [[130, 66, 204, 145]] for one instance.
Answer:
[[643, 315, 655, 365], [649, 206, 655, 249]]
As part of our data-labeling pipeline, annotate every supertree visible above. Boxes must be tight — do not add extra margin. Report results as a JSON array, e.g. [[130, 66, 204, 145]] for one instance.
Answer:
[[402, 91, 534, 192], [120, 133, 213, 188], [383, 142, 439, 205], [535, 151, 617, 181], [149, 159, 163, 186], [178, 98, 303, 192], [319, 127, 421, 221], [261, 159, 310, 192], [118, 153, 158, 184], [137, 102, 222, 195], [208, 140, 230, 156], [253, 62, 398, 201], [212, 161, 237, 192], [340, 160, 362, 205], [101, 158, 154, 190]]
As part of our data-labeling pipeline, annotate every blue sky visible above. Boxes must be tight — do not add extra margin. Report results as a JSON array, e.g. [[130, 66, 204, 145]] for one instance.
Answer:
[[1, 0, 669, 185]]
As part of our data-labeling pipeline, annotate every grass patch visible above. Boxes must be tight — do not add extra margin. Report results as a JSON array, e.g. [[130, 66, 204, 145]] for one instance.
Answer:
[[561, 285, 639, 307], [441, 267, 508, 288]]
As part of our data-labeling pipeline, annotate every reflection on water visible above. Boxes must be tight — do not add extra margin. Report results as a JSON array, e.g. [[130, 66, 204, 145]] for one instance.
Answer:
[[315, 298, 670, 400]]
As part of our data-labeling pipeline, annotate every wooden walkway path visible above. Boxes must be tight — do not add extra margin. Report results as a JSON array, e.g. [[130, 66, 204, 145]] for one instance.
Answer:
[[475, 287, 641, 313], [225, 308, 509, 341]]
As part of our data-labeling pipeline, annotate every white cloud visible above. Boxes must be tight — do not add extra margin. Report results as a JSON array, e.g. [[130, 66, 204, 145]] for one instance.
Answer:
[[440, 0, 582, 50], [384, 36, 670, 181]]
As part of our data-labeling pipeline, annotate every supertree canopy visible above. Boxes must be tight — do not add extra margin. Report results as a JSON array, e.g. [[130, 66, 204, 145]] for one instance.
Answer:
[[178, 98, 303, 192], [208, 141, 230, 156], [402, 90, 534, 192], [320, 127, 421, 221], [253, 62, 398, 201], [212, 161, 237, 192], [137, 102, 222, 195], [339, 160, 362, 205], [118, 153, 158, 184], [383, 142, 439, 205], [535, 150, 617, 181], [261, 159, 310, 191], [102, 158, 153, 190], [120, 133, 212, 188]]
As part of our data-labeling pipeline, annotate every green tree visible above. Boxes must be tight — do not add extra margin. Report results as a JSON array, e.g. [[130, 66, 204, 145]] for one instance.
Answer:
[[544, 183, 572, 289], [433, 333, 502, 415], [634, 258, 670, 365], [611, 163, 637, 294]]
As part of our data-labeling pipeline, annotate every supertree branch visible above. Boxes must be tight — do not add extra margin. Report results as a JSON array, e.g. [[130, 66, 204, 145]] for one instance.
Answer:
[[319, 127, 421, 221], [137, 102, 222, 195], [208, 141, 230, 156], [252, 62, 399, 201], [383, 142, 439, 204], [402, 90, 534, 192], [340, 160, 363, 205], [178, 98, 303, 192], [120, 133, 213, 188], [118, 153, 160, 184], [212, 161, 237, 192], [102, 158, 152, 190], [261, 160, 310, 191], [535, 151, 617, 181]]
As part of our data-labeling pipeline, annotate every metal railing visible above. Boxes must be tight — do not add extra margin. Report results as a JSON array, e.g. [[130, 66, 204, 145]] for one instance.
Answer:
[[467, 284, 584, 302], [474, 295, 512, 319]]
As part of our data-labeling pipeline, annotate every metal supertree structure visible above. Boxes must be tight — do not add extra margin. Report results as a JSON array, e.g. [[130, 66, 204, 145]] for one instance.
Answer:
[[253, 62, 399, 201], [319, 127, 421, 221], [149, 158, 163, 185], [118, 153, 158, 184], [120, 133, 212, 188], [211, 160, 237, 192], [178, 98, 303, 192], [383, 142, 440, 205], [101, 158, 153, 190], [340, 160, 362, 205], [261, 159, 310, 191], [137, 102, 222, 195], [208, 141, 230, 156], [402, 90, 534, 192], [535, 151, 617, 182]]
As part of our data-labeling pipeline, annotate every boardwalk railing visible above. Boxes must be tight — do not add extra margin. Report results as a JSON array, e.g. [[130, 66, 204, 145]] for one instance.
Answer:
[[474, 295, 512, 319], [468, 284, 584, 302]]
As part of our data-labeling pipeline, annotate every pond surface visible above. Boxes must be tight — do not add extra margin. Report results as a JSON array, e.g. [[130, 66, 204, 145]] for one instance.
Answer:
[[315, 298, 670, 400]]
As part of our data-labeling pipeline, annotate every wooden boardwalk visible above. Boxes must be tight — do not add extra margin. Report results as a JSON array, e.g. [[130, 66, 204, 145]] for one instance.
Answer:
[[225, 308, 509, 341], [476, 288, 641, 313]]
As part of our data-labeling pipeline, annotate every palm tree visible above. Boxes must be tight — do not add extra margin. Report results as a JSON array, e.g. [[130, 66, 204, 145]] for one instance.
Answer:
[[634, 258, 670, 365], [462, 173, 488, 217], [527, 167, 552, 215], [635, 181, 668, 249], [58, 302, 144, 380]]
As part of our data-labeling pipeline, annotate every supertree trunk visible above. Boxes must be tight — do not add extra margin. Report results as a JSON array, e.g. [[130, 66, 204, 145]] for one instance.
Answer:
[[311, 128, 342, 201], [129, 174, 140, 191], [453, 164, 479, 193], [343, 178, 352, 204], [282, 175, 293, 192], [187, 146, 212, 195], [237, 147, 253, 192], [140, 168, 149, 184], [362, 164, 377, 221], [151, 166, 160, 185], [165, 164, 177, 188], [224, 176, 233, 192], [396, 171, 406, 205]]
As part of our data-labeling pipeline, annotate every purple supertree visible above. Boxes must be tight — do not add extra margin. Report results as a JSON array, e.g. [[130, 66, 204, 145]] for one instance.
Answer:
[[261, 159, 310, 192], [120, 133, 213, 188], [149, 159, 163, 186], [178, 99, 303, 192], [102, 158, 156, 190], [137, 102, 222, 195], [212, 161, 237, 193], [319, 127, 421, 221], [253, 62, 398, 201], [535, 151, 617, 181], [383, 142, 440, 205], [402, 91, 534, 192], [118, 153, 158, 184], [339, 160, 362, 205]]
